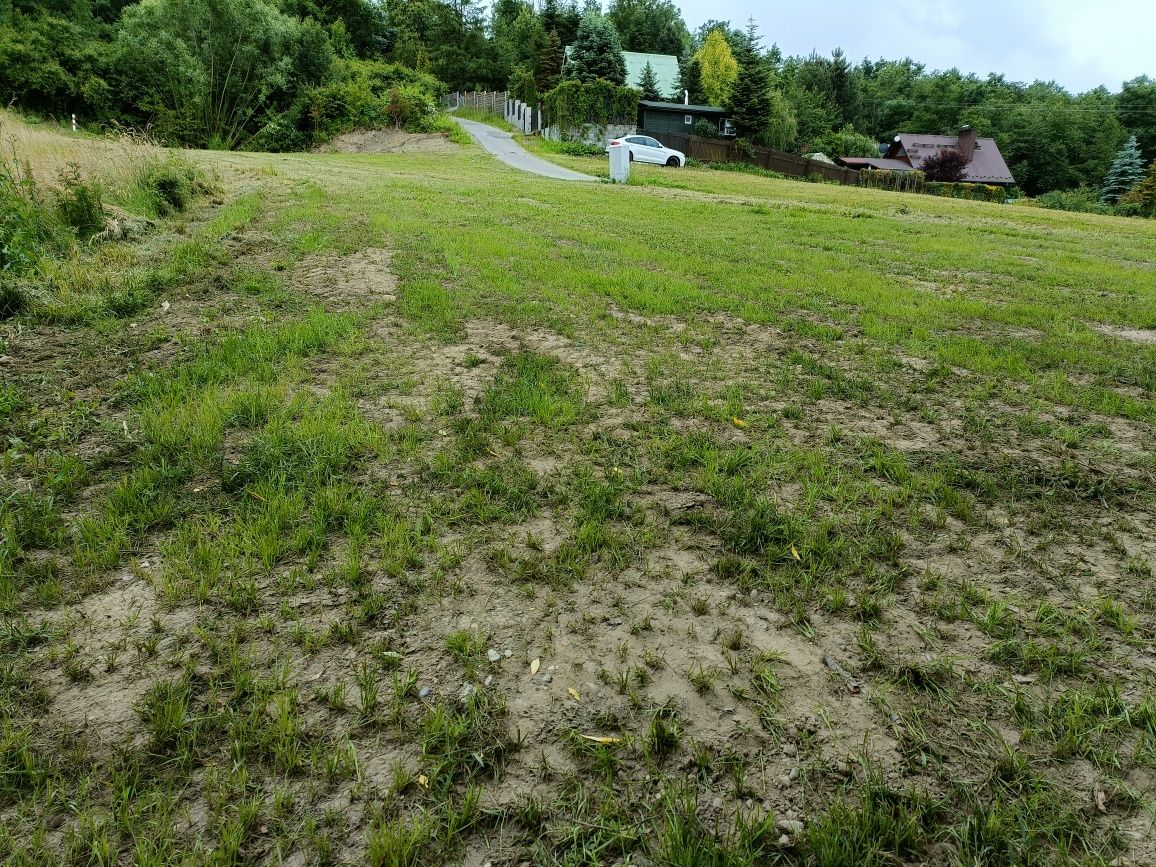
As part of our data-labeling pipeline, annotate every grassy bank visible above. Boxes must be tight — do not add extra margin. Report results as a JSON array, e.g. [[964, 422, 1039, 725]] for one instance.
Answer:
[[1, 111, 215, 320], [1, 132, 1154, 864]]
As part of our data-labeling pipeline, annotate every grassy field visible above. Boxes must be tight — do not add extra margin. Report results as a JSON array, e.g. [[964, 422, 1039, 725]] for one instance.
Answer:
[[2, 124, 1155, 865]]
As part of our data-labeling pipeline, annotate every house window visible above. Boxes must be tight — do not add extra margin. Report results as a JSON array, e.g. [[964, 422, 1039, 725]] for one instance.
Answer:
[[722, 118, 736, 136], [684, 115, 693, 125]]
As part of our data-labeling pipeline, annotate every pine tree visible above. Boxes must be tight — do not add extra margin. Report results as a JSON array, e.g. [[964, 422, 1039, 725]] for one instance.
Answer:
[[1101, 135, 1146, 203], [637, 61, 662, 101], [562, 13, 626, 85], [538, 28, 565, 93], [726, 47, 772, 143], [672, 56, 704, 103]]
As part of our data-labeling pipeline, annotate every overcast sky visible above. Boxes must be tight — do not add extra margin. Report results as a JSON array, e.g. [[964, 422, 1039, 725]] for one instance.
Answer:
[[676, 0, 1154, 93]]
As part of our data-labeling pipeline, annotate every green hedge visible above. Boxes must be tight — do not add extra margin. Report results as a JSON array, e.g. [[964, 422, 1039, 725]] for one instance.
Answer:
[[859, 170, 1009, 202], [542, 79, 639, 139], [926, 181, 1007, 202]]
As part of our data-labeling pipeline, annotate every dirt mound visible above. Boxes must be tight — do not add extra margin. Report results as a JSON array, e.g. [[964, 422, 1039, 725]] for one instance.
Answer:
[[315, 128, 459, 154]]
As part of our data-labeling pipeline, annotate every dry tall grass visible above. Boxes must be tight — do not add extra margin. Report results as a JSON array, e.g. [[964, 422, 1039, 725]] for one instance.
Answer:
[[0, 109, 166, 192]]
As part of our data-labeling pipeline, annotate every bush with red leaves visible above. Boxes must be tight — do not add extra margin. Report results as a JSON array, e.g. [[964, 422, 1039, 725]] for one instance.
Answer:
[[921, 148, 971, 182]]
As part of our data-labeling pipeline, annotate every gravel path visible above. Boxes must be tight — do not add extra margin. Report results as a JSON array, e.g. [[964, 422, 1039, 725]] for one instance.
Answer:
[[453, 117, 597, 182]]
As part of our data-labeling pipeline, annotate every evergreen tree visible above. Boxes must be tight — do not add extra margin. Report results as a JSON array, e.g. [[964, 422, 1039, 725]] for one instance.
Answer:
[[671, 55, 704, 103], [1101, 135, 1146, 203], [607, 0, 689, 56], [1119, 158, 1156, 215], [538, 27, 565, 93], [562, 13, 626, 85], [726, 46, 772, 143], [695, 29, 737, 106], [637, 61, 662, 100]]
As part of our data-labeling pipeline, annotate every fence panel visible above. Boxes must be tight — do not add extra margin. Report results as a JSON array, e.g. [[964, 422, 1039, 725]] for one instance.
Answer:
[[449, 91, 508, 114], [641, 128, 860, 186]]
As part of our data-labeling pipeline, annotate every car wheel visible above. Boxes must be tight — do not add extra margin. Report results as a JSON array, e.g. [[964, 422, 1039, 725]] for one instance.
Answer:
[[666, 156, 680, 167]]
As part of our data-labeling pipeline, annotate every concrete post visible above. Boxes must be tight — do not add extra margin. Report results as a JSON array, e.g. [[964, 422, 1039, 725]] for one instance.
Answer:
[[609, 140, 630, 183]]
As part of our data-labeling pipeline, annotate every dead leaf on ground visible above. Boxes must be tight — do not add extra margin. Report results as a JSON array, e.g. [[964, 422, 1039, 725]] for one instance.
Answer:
[[1094, 786, 1107, 813], [567, 688, 580, 701], [580, 734, 621, 745], [530, 658, 541, 676]]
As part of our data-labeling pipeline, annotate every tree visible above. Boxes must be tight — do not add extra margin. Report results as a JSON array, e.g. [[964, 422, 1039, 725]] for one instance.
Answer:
[[540, 0, 581, 47], [764, 88, 797, 150], [695, 29, 736, 106], [726, 47, 771, 143], [562, 13, 626, 86], [812, 124, 879, 158], [115, 0, 312, 148], [538, 27, 565, 93], [1118, 76, 1156, 163], [494, 4, 545, 85], [1119, 159, 1156, 215], [636, 61, 661, 100], [1101, 135, 1146, 203], [280, 0, 390, 58], [606, 0, 688, 56], [671, 54, 704, 103], [922, 148, 970, 182], [509, 65, 537, 105]]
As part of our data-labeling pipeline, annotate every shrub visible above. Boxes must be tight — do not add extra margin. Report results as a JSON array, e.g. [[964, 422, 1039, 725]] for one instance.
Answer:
[[925, 181, 1006, 203], [142, 157, 211, 215], [1035, 186, 1111, 214], [812, 124, 879, 158], [732, 137, 756, 161], [921, 148, 970, 182], [558, 140, 605, 157], [53, 166, 104, 240], [692, 118, 721, 139], [860, 169, 925, 193], [1, 146, 64, 316], [295, 59, 444, 146]]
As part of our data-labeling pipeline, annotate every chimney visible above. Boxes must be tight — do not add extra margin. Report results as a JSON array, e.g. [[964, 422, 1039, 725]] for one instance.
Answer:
[[958, 125, 977, 162]]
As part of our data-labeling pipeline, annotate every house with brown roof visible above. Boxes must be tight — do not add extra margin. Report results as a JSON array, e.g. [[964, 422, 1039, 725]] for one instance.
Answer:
[[838, 126, 1016, 186]]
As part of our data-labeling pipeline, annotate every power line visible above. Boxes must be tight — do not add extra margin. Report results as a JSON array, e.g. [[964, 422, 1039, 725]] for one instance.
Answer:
[[859, 101, 1156, 115]]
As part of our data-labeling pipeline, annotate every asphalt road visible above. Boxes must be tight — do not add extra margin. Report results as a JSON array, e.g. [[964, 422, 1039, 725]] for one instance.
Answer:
[[453, 117, 597, 182]]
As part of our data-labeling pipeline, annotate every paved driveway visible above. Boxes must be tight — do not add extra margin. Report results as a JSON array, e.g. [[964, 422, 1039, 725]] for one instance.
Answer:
[[453, 117, 597, 182]]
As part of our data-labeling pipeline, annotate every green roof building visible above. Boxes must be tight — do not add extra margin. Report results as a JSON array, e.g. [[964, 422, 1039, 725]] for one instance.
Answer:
[[623, 52, 680, 98], [563, 47, 681, 98]]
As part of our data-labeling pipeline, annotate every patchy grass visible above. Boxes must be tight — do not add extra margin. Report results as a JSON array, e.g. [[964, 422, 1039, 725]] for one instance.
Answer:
[[1, 127, 1154, 864]]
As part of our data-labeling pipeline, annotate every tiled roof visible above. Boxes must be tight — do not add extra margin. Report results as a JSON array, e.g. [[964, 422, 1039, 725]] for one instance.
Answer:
[[890, 134, 1016, 184]]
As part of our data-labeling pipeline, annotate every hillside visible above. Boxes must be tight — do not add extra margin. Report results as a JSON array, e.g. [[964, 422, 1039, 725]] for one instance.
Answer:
[[2, 123, 1155, 865]]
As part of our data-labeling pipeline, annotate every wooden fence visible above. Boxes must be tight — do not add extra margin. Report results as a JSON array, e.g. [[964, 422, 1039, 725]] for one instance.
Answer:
[[643, 130, 860, 186], [446, 91, 508, 114]]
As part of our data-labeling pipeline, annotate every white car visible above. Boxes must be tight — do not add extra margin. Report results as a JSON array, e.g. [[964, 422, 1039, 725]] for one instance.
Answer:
[[606, 135, 685, 167]]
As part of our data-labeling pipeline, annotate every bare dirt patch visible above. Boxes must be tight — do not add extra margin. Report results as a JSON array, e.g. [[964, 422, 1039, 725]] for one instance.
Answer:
[[295, 247, 397, 307], [1091, 323, 1156, 344], [314, 129, 460, 155]]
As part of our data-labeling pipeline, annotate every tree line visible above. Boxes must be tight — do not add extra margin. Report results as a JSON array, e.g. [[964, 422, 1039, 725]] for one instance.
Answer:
[[2, 0, 1155, 200]]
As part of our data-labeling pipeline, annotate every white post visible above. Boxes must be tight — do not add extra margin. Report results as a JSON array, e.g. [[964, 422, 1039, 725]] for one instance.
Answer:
[[609, 140, 630, 183], [71, 113, 77, 132]]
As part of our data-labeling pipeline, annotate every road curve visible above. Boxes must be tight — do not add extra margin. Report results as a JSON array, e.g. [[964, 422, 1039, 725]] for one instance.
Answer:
[[453, 117, 597, 182]]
